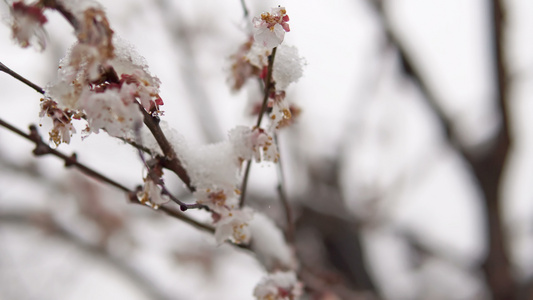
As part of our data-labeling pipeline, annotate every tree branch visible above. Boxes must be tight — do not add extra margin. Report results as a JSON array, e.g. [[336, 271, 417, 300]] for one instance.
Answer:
[[139, 107, 194, 192], [479, 1, 514, 299], [158, 206, 214, 234], [369, 1, 514, 298], [0, 119, 131, 193], [0, 118, 212, 232], [41, 0, 80, 30]]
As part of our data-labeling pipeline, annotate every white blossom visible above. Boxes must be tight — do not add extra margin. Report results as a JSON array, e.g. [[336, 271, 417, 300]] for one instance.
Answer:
[[77, 84, 142, 137], [194, 188, 240, 213], [253, 271, 303, 300], [51, 120, 76, 145], [252, 7, 290, 50], [229, 126, 279, 162], [267, 91, 292, 131], [214, 207, 254, 245], [137, 179, 169, 206]]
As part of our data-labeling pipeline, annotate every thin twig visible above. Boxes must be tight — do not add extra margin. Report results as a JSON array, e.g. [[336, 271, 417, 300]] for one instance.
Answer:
[[158, 206, 215, 233], [255, 47, 278, 128], [133, 132, 202, 212], [0, 118, 211, 230], [239, 160, 253, 207], [0, 62, 45, 94], [152, 205, 250, 251], [274, 133, 293, 242], [239, 47, 278, 207], [117, 136, 156, 155], [239, 0, 249, 18], [42, 0, 79, 29], [160, 183, 204, 211]]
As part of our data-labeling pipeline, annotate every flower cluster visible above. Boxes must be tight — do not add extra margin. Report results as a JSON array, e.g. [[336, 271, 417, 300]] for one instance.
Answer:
[[42, 5, 163, 142], [6, 1, 164, 144], [4, 2, 305, 298], [230, 8, 304, 132]]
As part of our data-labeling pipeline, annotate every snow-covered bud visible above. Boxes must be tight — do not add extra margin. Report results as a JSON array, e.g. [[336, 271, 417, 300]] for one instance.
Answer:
[[272, 45, 304, 91], [253, 7, 290, 50]]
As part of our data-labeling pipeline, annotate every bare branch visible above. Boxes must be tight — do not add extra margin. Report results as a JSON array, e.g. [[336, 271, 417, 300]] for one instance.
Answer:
[[160, 183, 204, 211], [117, 136, 158, 156], [135, 144, 201, 211], [0, 61, 44, 94], [0, 118, 212, 231], [158, 206, 215, 234], [139, 106, 194, 192], [239, 0, 249, 19]]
